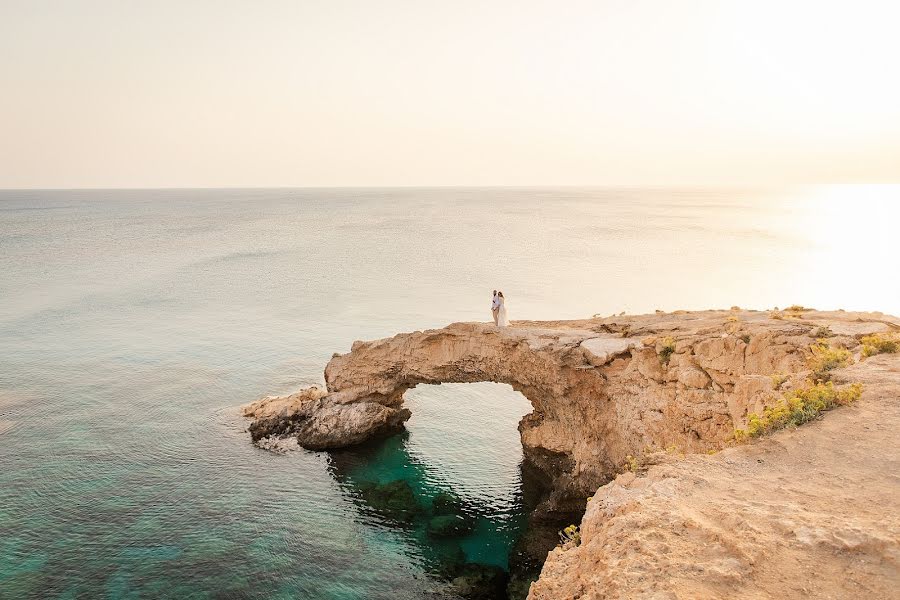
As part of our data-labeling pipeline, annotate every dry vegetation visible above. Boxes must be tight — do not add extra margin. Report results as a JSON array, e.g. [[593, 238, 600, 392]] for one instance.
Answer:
[[734, 382, 862, 441], [657, 336, 676, 365], [861, 333, 900, 358], [770, 373, 788, 389], [809, 342, 852, 381]]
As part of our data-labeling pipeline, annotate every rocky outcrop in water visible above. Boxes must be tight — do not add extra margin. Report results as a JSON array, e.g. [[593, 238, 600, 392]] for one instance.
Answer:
[[243, 386, 411, 450]]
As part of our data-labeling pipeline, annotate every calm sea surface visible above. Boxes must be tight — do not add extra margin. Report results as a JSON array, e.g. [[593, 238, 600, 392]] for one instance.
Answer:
[[1, 187, 898, 599]]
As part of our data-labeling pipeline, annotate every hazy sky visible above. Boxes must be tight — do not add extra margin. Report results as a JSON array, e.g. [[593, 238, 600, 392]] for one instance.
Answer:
[[1, 0, 898, 188]]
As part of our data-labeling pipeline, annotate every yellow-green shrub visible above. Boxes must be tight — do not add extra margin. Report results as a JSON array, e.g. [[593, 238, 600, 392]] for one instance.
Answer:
[[734, 382, 862, 441], [558, 524, 581, 546], [809, 342, 852, 381], [770, 373, 788, 389], [861, 333, 899, 358], [624, 454, 642, 473], [813, 326, 834, 338]]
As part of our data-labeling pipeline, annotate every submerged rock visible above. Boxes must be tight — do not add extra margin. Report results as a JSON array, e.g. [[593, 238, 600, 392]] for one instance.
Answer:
[[431, 491, 465, 515], [433, 543, 468, 581], [357, 480, 423, 520], [426, 514, 475, 538], [506, 573, 540, 600], [448, 563, 509, 600]]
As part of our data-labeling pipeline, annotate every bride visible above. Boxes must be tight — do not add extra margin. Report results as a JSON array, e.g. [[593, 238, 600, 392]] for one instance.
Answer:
[[497, 291, 509, 327]]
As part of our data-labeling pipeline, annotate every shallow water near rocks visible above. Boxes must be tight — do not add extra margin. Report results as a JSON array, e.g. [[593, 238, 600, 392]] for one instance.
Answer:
[[1, 187, 898, 598]]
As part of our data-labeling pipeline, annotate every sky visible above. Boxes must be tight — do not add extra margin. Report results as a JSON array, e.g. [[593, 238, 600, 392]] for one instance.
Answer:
[[1, 0, 899, 188]]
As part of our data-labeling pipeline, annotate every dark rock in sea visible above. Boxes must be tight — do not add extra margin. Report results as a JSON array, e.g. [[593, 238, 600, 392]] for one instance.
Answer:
[[248, 414, 298, 442], [426, 514, 475, 538], [431, 491, 465, 515], [505, 515, 574, 600], [448, 563, 510, 600], [357, 479, 423, 520], [506, 572, 540, 600], [433, 543, 468, 581]]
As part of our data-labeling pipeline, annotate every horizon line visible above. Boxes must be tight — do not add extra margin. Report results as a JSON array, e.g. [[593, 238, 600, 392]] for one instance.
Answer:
[[3, 183, 899, 193]]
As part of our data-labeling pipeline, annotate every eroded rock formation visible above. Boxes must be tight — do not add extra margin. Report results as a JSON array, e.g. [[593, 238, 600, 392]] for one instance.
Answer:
[[244, 308, 900, 598], [246, 310, 895, 494]]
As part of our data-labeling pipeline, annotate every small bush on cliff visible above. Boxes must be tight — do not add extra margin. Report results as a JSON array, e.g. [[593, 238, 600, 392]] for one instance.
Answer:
[[809, 342, 852, 381], [623, 453, 654, 475], [813, 326, 834, 338], [733, 382, 862, 441], [664, 443, 682, 455], [625, 455, 640, 473], [861, 333, 899, 358], [558, 524, 581, 547], [771, 373, 788, 389], [658, 337, 676, 365]]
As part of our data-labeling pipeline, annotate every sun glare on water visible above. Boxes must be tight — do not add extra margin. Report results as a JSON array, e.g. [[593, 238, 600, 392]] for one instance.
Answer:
[[789, 185, 900, 316]]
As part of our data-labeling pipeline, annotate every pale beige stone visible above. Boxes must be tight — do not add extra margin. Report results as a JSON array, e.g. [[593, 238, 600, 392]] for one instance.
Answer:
[[580, 337, 642, 366], [676, 365, 712, 389], [241, 386, 327, 419]]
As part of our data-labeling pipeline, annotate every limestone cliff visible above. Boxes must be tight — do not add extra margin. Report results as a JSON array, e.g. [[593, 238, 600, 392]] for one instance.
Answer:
[[243, 308, 900, 598], [529, 351, 900, 599]]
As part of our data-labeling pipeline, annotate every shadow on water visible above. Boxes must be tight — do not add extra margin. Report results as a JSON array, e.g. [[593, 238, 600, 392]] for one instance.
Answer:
[[326, 431, 573, 600]]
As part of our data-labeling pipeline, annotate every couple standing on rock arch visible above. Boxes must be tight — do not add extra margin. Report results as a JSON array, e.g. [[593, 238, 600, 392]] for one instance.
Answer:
[[490, 290, 509, 327]]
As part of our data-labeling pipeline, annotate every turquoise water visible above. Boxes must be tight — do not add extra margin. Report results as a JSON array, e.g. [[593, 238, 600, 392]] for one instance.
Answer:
[[1, 187, 898, 599]]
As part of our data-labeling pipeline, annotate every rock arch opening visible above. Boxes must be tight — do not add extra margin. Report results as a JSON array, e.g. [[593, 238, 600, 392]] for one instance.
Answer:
[[403, 382, 532, 501]]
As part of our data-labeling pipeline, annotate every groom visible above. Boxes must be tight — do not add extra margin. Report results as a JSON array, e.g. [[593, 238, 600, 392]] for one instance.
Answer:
[[491, 290, 500, 325]]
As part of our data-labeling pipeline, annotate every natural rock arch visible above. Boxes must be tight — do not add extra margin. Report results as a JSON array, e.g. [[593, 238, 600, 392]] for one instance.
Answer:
[[244, 310, 892, 499], [318, 323, 642, 494]]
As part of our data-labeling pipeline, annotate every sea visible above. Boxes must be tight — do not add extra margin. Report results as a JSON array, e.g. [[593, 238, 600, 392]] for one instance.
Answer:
[[1, 186, 898, 599]]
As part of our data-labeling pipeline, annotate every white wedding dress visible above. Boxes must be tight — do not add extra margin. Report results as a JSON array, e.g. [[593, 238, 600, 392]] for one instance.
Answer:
[[497, 298, 509, 327]]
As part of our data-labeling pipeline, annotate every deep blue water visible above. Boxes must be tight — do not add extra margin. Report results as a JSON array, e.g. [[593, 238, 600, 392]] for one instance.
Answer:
[[1, 187, 898, 599]]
